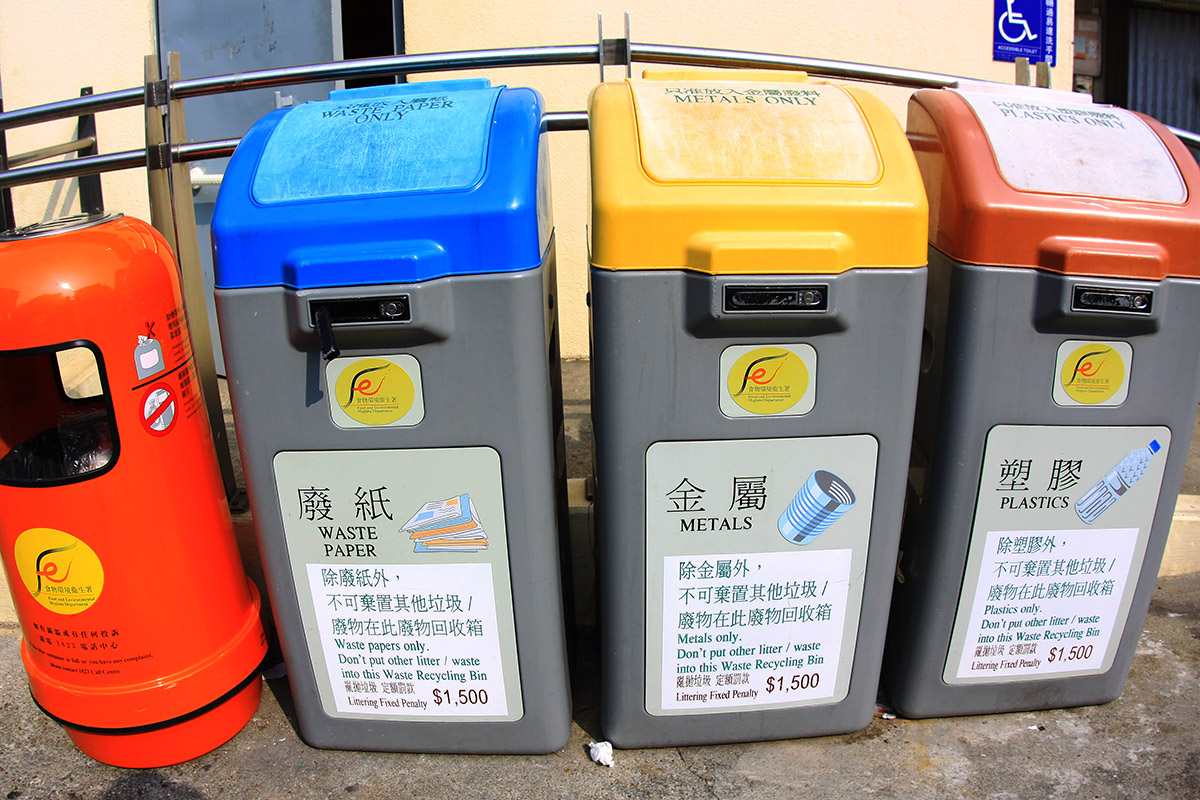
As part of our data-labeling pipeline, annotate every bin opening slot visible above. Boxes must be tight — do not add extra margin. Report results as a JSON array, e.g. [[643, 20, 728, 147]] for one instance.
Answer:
[[1071, 286, 1153, 315], [0, 343, 117, 485], [723, 285, 828, 313], [309, 296, 411, 327]]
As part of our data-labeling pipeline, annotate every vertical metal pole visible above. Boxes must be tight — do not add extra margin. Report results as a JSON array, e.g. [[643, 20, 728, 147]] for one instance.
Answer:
[[165, 51, 239, 500], [77, 87, 104, 215], [1035, 62, 1051, 89], [1015, 57, 1031, 86], [0, 100, 15, 231], [145, 56, 177, 252]]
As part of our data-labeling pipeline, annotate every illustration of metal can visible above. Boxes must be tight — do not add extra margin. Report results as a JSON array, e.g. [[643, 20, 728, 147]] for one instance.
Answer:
[[778, 469, 856, 545]]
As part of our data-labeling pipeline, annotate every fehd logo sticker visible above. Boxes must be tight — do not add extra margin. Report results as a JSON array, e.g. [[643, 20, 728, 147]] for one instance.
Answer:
[[720, 344, 817, 418], [326, 355, 425, 428], [14, 528, 104, 615], [1053, 341, 1132, 407]]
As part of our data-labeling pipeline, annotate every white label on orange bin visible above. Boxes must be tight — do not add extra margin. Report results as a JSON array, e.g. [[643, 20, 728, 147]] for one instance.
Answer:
[[956, 90, 1186, 203], [630, 81, 881, 183]]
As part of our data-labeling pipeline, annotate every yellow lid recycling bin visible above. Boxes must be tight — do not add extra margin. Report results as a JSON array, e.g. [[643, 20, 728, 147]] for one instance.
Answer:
[[588, 71, 927, 747]]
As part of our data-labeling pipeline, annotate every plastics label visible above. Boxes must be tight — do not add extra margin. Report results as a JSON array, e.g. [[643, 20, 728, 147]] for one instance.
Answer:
[[644, 435, 877, 715], [956, 90, 1186, 204], [945, 424, 1170, 683], [273, 447, 522, 721]]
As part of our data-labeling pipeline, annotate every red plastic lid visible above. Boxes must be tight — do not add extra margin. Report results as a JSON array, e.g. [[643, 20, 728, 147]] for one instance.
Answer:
[[909, 86, 1200, 279]]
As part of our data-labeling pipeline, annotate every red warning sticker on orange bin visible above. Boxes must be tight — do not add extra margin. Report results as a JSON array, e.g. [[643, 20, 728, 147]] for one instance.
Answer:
[[141, 383, 176, 436]]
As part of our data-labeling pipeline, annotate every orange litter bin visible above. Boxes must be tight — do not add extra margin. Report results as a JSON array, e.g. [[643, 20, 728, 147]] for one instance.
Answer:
[[0, 214, 266, 767]]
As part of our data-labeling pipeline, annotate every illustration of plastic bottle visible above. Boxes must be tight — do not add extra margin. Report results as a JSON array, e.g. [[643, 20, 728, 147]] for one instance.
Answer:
[[1074, 440, 1161, 525], [778, 469, 856, 546]]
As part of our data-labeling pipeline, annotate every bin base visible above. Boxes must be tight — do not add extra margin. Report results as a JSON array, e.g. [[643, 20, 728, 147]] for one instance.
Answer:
[[55, 673, 262, 768]]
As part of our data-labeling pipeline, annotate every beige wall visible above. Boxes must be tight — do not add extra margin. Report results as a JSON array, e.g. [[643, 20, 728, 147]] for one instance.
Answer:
[[0, 0, 155, 224], [405, 1, 1076, 357], [0, 2, 1077, 357]]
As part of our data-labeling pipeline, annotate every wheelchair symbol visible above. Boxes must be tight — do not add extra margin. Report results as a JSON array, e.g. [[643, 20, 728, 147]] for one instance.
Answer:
[[998, 0, 1038, 43]]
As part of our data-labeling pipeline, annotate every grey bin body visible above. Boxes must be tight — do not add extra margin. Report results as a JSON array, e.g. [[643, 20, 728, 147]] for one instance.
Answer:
[[884, 252, 1200, 718], [882, 87, 1200, 718], [592, 268, 927, 746], [587, 75, 930, 748], [216, 264, 572, 752]]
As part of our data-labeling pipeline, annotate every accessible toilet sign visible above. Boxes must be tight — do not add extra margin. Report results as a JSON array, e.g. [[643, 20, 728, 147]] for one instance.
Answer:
[[993, 0, 1056, 66]]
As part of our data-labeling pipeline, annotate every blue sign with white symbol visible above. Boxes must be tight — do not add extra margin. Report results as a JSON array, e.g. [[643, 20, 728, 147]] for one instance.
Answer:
[[993, 0, 1056, 66]]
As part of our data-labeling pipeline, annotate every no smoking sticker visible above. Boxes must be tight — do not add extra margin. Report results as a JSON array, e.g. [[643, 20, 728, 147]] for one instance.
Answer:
[[141, 383, 176, 436]]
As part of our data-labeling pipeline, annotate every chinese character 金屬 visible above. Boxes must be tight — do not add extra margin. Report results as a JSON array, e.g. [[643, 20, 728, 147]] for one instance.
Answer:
[[667, 478, 706, 512], [729, 476, 768, 511]]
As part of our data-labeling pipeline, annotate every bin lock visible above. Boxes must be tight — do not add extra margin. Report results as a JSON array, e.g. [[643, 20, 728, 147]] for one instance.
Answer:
[[309, 296, 412, 360]]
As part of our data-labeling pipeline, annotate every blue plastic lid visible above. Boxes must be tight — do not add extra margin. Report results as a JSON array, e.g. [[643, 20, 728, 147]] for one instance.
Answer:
[[252, 82, 502, 204], [212, 79, 552, 289]]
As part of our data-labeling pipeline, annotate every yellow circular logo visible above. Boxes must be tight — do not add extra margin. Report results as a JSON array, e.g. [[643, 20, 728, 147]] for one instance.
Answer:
[[14, 528, 104, 615], [727, 347, 809, 415], [334, 358, 415, 426], [1059, 344, 1126, 404]]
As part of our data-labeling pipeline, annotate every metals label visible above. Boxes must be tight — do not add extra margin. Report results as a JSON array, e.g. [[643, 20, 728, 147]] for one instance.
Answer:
[[645, 435, 878, 715], [945, 424, 1170, 684], [273, 447, 522, 720]]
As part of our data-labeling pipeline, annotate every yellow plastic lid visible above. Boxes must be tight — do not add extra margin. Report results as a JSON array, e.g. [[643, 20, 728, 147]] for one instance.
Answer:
[[589, 70, 927, 273]]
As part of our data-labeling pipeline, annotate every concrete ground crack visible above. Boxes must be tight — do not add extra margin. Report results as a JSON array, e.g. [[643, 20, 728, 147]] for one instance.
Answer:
[[675, 748, 722, 800]]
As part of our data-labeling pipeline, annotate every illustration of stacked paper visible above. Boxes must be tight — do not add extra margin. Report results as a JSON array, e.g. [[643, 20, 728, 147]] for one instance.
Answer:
[[403, 493, 488, 552]]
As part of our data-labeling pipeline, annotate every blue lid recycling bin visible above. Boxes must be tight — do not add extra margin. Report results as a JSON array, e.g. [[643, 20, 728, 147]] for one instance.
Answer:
[[211, 80, 571, 753]]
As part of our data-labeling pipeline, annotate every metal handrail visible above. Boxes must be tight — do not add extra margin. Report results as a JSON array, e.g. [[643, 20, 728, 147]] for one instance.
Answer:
[[1167, 126, 1200, 150], [0, 41, 1195, 192], [0, 86, 144, 132], [6, 136, 96, 168], [629, 42, 963, 89], [171, 45, 602, 99]]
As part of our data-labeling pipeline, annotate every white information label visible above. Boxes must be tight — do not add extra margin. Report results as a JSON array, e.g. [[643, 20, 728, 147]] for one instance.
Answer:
[[644, 435, 878, 715], [307, 562, 509, 716], [273, 447, 522, 721], [953, 528, 1138, 680], [944, 424, 1170, 684], [661, 549, 851, 709]]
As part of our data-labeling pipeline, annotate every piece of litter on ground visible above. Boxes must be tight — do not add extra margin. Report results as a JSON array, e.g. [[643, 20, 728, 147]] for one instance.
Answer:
[[588, 740, 614, 767], [881, 712, 896, 720], [1027, 724, 1045, 731]]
